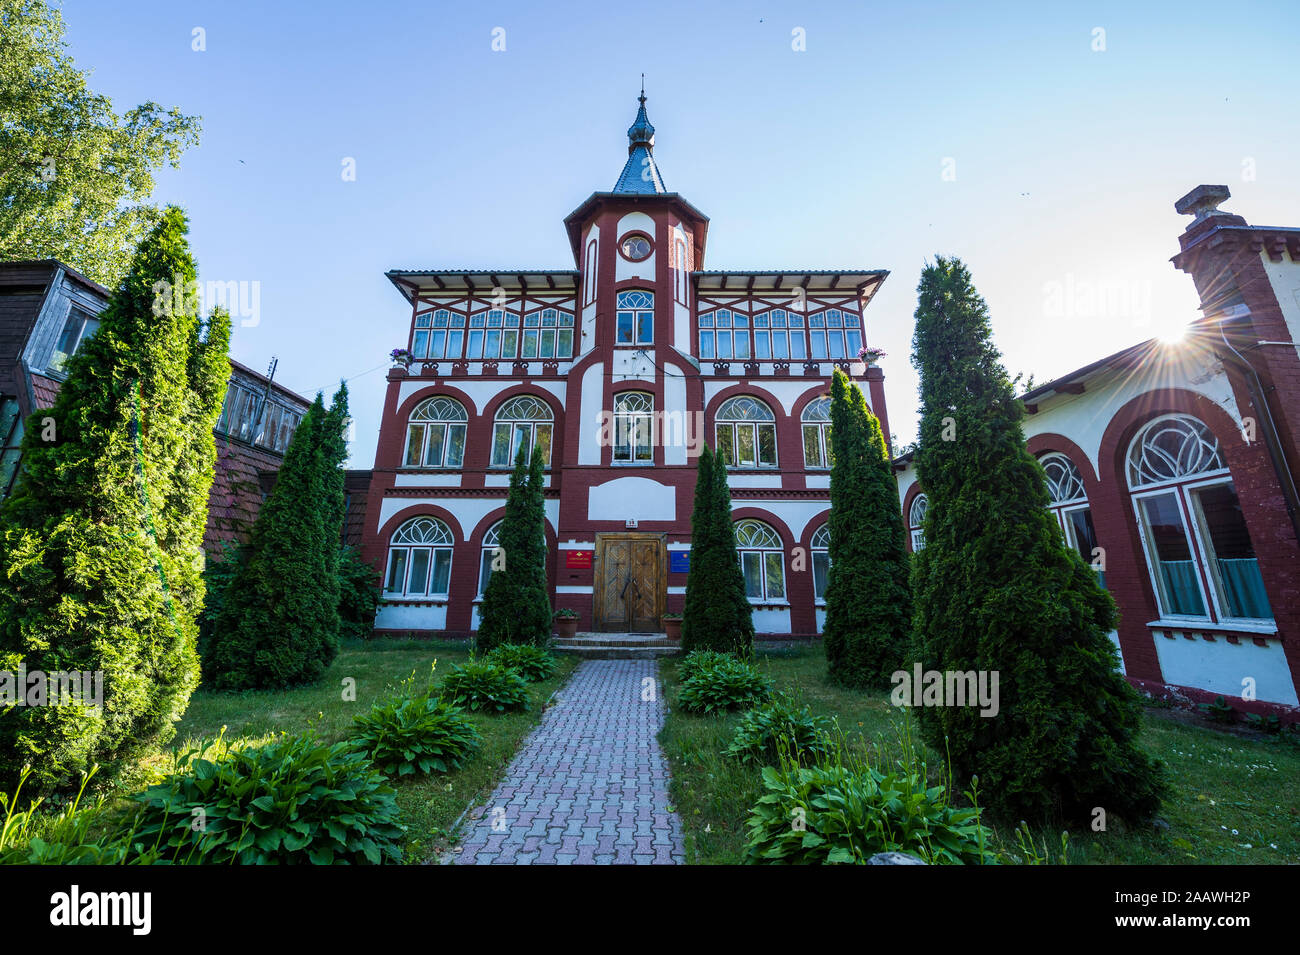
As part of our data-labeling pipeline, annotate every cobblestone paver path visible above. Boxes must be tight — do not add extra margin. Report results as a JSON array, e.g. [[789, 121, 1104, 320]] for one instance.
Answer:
[[451, 659, 685, 864]]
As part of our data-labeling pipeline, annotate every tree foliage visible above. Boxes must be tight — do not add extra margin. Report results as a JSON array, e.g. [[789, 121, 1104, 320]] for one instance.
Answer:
[[681, 445, 754, 654], [475, 442, 551, 650], [203, 384, 350, 689], [0, 0, 201, 285], [823, 369, 912, 687], [0, 207, 228, 791], [908, 255, 1164, 823]]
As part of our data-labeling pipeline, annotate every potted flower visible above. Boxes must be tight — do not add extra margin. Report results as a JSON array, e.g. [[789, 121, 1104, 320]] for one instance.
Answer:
[[555, 607, 579, 639], [858, 345, 886, 367], [390, 348, 414, 370], [662, 611, 683, 641]]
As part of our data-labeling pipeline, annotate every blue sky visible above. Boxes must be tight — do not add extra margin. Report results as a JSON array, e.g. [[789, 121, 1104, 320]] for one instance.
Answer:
[[57, 0, 1300, 465]]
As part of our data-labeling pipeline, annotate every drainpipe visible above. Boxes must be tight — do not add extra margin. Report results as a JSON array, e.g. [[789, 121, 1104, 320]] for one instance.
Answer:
[[1216, 322, 1300, 550]]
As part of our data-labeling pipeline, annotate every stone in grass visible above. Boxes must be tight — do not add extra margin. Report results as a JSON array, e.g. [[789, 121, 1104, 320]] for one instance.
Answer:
[[866, 851, 927, 865]]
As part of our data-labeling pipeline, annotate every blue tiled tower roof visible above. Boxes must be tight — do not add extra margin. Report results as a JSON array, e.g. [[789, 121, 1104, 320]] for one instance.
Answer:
[[613, 90, 666, 194]]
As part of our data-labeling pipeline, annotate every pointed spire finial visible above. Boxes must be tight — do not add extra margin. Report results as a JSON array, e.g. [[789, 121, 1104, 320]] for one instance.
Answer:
[[639, 73, 646, 105]]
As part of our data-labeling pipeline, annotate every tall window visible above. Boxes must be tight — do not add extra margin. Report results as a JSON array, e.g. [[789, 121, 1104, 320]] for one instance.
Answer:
[[384, 517, 453, 598], [1040, 452, 1104, 586], [613, 392, 654, 463], [522, 308, 574, 359], [48, 307, 100, 374], [465, 309, 520, 360], [811, 524, 830, 601], [404, 396, 467, 468], [479, 520, 502, 595], [801, 397, 832, 468], [491, 395, 554, 467], [1127, 414, 1271, 622], [218, 382, 258, 442], [715, 396, 777, 468], [413, 309, 466, 360], [807, 309, 862, 361], [616, 290, 653, 345], [698, 308, 750, 360], [0, 398, 24, 501], [735, 519, 785, 601], [908, 494, 928, 551]]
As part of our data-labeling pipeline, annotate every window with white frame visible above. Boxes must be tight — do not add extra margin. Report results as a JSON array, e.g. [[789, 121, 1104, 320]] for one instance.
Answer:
[[413, 309, 466, 360], [908, 493, 928, 551], [613, 391, 653, 463], [465, 309, 520, 359], [1127, 414, 1271, 622], [384, 517, 453, 598], [715, 396, 777, 468], [490, 395, 553, 468], [698, 308, 751, 360], [48, 307, 100, 374], [811, 524, 830, 601], [801, 396, 832, 468], [735, 519, 785, 601], [404, 396, 467, 468], [478, 520, 502, 595], [616, 290, 653, 345], [807, 309, 862, 361], [522, 308, 574, 359], [1040, 452, 1104, 587]]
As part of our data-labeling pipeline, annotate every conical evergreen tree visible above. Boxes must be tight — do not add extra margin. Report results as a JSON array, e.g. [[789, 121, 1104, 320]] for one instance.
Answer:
[[682, 445, 754, 653], [823, 369, 911, 687], [476, 442, 552, 650], [0, 207, 228, 790], [909, 256, 1164, 823], [205, 383, 351, 689]]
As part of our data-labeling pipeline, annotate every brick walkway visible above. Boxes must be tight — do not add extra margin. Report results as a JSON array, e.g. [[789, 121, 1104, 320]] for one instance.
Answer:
[[450, 659, 685, 865]]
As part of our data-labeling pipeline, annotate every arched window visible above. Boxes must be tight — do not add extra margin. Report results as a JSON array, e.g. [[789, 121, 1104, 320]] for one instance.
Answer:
[[716, 396, 777, 468], [616, 290, 654, 345], [1039, 452, 1102, 585], [735, 519, 785, 600], [801, 396, 832, 468], [491, 395, 554, 468], [613, 391, 654, 463], [404, 396, 467, 468], [522, 308, 574, 359], [479, 521, 502, 595], [807, 308, 862, 360], [384, 517, 453, 598], [908, 493, 928, 552], [413, 309, 466, 360], [811, 524, 830, 601], [1127, 414, 1270, 621]]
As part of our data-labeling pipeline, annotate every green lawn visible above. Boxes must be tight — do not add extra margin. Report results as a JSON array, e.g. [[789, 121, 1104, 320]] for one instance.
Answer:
[[152, 638, 577, 863], [660, 646, 1300, 865]]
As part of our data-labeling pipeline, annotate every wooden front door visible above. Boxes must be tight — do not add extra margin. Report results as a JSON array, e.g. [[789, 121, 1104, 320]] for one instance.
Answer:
[[594, 534, 664, 632]]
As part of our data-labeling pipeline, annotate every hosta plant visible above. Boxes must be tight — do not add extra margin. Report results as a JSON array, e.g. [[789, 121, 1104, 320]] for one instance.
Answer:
[[438, 659, 530, 714], [129, 731, 405, 864], [349, 671, 481, 777], [677, 649, 739, 683], [724, 693, 837, 765], [486, 644, 558, 683], [676, 656, 772, 715], [745, 749, 996, 865]]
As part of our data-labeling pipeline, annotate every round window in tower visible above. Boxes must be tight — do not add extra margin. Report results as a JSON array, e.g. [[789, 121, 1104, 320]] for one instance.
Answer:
[[619, 233, 652, 262]]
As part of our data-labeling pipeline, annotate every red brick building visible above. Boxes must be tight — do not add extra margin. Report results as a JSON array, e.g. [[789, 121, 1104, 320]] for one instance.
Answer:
[[360, 93, 891, 638], [897, 185, 1300, 719], [0, 259, 311, 553]]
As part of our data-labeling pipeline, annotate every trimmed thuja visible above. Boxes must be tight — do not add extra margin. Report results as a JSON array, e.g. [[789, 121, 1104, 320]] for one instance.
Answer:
[[908, 255, 1165, 824], [681, 445, 754, 654], [822, 368, 912, 688], [476, 442, 552, 650], [0, 207, 230, 790], [204, 382, 351, 689]]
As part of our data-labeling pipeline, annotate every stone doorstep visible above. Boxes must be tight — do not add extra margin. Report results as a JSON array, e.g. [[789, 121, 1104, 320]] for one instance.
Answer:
[[566, 632, 677, 647], [554, 644, 682, 659]]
